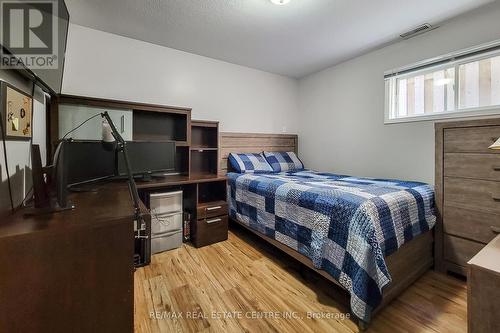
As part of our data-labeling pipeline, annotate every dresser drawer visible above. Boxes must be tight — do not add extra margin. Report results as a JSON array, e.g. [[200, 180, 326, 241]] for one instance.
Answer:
[[197, 201, 228, 220], [444, 126, 500, 153], [444, 178, 500, 214], [443, 206, 500, 244], [193, 215, 228, 248], [444, 153, 500, 181], [444, 235, 484, 267]]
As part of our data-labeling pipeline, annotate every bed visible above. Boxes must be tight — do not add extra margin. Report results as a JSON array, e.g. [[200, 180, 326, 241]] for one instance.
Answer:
[[219, 133, 436, 328]]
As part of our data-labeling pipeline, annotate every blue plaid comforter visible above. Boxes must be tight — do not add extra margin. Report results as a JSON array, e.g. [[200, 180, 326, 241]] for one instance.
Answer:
[[227, 170, 436, 323]]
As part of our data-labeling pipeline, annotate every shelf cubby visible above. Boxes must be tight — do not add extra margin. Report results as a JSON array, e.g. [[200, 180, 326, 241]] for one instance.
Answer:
[[133, 109, 188, 142], [190, 120, 219, 176], [191, 121, 218, 149]]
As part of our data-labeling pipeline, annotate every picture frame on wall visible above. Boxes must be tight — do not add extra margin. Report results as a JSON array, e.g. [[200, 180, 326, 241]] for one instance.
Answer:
[[0, 81, 33, 141]]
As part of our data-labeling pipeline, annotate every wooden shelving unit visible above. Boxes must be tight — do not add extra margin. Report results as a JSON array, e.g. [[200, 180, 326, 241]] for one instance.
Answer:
[[189, 120, 227, 248], [51, 95, 229, 249], [51, 95, 192, 175], [190, 120, 220, 177]]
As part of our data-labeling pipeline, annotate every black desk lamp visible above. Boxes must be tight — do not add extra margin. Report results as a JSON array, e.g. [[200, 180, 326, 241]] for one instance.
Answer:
[[100, 112, 148, 237], [101, 111, 150, 260], [101, 112, 150, 266]]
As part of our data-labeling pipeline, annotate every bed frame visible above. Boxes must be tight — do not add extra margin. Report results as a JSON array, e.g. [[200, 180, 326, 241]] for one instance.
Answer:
[[219, 132, 434, 329]]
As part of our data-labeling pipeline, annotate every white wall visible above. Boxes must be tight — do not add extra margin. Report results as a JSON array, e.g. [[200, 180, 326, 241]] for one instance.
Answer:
[[63, 3, 500, 185], [62, 24, 299, 134], [298, 1, 500, 185]]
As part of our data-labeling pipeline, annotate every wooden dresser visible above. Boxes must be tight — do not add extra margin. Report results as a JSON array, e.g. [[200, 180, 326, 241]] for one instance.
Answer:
[[435, 118, 500, 275]]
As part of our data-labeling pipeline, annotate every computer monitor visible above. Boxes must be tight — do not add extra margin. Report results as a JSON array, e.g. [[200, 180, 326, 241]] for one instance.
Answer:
[[48, 140, 115, 209], [117, 141, 176, 177], [63, 140, 116, 186]]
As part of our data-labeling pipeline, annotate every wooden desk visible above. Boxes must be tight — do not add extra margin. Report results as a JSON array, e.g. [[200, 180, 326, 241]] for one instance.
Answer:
[[135, 174, 229, 248], [0, 185, 140, 333], [0, 174, 228, 332], [468, 234, 500, 333]]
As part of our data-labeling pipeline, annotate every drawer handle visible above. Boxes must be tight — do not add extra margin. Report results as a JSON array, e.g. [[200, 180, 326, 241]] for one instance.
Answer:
[[206, 206, 222, 211], [493, 195, 500, 202], [494, 166, 500, 171], [492, 226, 500, 234], [206, 218, 222, 224]]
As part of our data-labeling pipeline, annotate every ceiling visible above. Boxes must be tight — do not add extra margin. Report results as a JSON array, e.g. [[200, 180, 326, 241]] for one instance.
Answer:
[[65, 0, 493, 78]]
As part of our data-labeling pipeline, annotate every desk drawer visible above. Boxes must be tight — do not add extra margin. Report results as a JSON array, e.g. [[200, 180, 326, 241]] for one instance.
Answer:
[[444, 206, 500, 244], [444, 153, 500, 181], [444, 126, 500, 153], [193, 215, 228, 248], [197, 202, 228, 220], [444, 177, 500, 214], [444, 234, 484, 267]]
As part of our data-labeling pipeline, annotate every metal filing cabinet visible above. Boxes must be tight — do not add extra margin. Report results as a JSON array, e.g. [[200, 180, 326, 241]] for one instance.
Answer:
[[149, 191, 183, 254]]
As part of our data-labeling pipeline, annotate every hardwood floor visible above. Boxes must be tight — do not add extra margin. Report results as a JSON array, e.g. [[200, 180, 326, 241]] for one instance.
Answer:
[[135, 226, 467, 333]]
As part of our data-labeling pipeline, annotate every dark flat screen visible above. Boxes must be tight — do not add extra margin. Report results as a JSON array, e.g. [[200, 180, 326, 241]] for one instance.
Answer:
[[1, 1, 69, 94], [117, 141, 176, 176], [64, 140, 116, 185]]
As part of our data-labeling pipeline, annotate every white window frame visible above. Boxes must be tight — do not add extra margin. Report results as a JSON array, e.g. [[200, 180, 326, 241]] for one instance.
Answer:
[[384, 40, 500, 124]]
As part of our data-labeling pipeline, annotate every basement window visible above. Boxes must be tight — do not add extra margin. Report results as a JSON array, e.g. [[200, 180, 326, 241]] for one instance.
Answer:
[[385, 41, 500, 123]]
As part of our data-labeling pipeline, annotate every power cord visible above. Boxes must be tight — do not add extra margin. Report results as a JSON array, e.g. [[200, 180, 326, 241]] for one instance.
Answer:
[[22, 83, 36, 208], [16, 82, 36, 211], [0, 106, 14, 212], [61, 113, 102, 140], [16, 186, 33, 210], [0, 81, 37, 213]]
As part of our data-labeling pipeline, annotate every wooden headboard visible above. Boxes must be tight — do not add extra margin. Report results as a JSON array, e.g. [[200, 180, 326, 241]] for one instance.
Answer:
[[219, 132, 298, 175]]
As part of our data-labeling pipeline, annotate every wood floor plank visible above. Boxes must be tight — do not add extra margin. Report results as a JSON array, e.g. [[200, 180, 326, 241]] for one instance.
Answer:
[[135, 229, 467, 333]]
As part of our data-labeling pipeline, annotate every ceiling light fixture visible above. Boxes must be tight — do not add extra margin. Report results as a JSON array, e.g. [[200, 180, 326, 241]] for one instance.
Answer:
[[270, 0, 291, 5]]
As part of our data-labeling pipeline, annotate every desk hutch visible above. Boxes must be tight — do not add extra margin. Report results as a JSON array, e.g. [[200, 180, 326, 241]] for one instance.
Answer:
[[0, 95, 229, 332]]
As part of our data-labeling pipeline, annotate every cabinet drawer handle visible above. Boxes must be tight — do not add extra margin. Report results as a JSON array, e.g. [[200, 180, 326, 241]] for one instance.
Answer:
[[494, 166, 500, 171], [493, 195, 500, 202], [206, 218, 222, 224], [206, 206, 222, 211], [492, 226, 500, 234]]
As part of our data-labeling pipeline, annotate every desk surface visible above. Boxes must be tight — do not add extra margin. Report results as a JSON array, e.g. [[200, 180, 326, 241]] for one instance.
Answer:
[[135, 174, 227, 189], [0, 185, 136, 240], [0, 174, 227, 240]]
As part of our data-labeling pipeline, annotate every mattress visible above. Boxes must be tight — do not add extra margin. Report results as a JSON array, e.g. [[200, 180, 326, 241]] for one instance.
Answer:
[[227, 170, 436, 323]]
